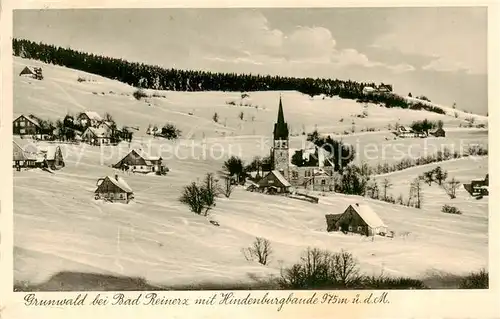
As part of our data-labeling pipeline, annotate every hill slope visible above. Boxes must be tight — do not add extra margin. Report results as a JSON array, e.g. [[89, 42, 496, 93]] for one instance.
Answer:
[[13, 57, 488, 288]]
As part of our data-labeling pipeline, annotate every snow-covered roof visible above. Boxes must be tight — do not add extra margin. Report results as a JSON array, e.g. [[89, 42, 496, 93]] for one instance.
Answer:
[[271, 170, 292, 187], [13, 114, 42, 128], [136, 149, 161, 161], [38, 145, 60, 161], [83, 111, 103, 121], [84, 127, 111, 138], [349, 204, 386, 229], [100, 175, 133, 193]]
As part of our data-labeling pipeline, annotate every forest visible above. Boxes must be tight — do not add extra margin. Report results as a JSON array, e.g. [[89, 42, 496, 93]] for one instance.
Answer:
[[13, 38, 444, 114]]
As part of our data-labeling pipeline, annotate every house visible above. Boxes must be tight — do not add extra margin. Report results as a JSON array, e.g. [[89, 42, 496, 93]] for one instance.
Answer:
[[325, 203, 387, 236], [113, 149, 166, 174], [82, 127, 111, 145], [13, 114, 42, 136], [12, 140, 46, 169], [465, 175, 489, 196], [38, 145, 65, 170], [431, 127, 446, 137], [95, 175, 134, 203], [19, 66, 43, 80], [78, 111, 103, 128], [257, 170, 291, 194], [19, 66, 36, 77]]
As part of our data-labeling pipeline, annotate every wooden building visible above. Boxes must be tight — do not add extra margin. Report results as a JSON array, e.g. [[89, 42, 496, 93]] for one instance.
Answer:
[[95, 175, 134, 203], [19, 66, 43, 80], [78, 111, 103, 128], [465, 175, 489, 196], [257, 170, 291, 194], [325, 203, 387, 236], [82, 127, 111, 145], [13, 114, 42, 136], [113, 149, 166, 174], [12, 140, 46, 169]]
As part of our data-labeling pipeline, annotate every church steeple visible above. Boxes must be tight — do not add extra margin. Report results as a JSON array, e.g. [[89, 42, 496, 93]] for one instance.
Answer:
[[273, 95, 289, 140]]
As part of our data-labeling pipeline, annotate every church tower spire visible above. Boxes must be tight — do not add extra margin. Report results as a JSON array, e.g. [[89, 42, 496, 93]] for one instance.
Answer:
[[274, 95, 289, 140], [271, 95, 290, 180]]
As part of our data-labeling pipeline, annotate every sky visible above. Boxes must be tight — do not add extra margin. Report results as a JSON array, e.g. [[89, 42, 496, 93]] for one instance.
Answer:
[[13, 7, 488, 114]]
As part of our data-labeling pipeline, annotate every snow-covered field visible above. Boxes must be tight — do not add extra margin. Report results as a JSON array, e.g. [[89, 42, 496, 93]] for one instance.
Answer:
[[13, 57, 489, 288]]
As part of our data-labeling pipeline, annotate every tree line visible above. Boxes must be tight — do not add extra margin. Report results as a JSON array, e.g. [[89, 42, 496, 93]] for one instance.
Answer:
[[14, 38, 443, 114]]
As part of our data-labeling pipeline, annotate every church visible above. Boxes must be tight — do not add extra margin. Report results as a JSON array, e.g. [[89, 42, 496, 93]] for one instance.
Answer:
[[259, 96, 335, 193]]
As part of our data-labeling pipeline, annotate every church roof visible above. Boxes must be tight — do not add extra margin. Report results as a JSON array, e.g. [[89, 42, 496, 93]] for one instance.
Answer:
[[273, 96, 289, 140]]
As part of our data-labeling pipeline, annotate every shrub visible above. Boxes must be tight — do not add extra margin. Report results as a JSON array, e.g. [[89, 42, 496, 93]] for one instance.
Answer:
[[442, 204, 462, 215], [179, 173, 218, 216], [212, 112, 219, 123], [77, 76, 86, 82], [133, 88, 148, 100], [160, 123, 181, 140], [242, 237, 272, 265], [278, 248, 362, 289], [458, 269, 488, 289], [362, 275, 426, 289]]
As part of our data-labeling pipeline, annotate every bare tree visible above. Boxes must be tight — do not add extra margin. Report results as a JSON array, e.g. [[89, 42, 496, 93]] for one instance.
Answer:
[[242, 237, 273, 265], [410, 177, 423, 209], [219, 174, 236, 198], [445, 177, 461, 199], [382, 178, 392, 200]]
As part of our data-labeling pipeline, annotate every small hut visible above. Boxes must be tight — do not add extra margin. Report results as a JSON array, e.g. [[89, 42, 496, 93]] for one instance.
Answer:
[[257, 170, 291, 194], [325, 203, 387, 236], [95, 175, 134, 203]]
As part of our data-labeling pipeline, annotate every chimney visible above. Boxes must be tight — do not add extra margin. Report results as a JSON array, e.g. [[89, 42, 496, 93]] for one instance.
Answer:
[[355, 203, 359, 206]]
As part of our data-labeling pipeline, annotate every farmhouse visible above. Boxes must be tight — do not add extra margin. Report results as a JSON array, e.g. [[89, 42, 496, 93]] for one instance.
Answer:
[[19, 66, 43, 80], [113, 149, 166, 174], [257, 170, 291, 194], [12, 140, 46, 169], [95, 175, 134, 203], [325, 203, 387, 236], [13, 114, 42, 136], [464, 175, 489, 196], [78, 111, 103, 128], [82, 127, 111, 145]]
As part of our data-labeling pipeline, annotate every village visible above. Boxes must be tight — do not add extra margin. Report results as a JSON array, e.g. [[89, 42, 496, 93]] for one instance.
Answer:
[[12, 36, 488, 290], [13, 69, 489, 241]]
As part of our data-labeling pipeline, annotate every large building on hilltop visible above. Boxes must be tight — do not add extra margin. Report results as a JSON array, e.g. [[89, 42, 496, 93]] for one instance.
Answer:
[[266, 96, 335, 192]]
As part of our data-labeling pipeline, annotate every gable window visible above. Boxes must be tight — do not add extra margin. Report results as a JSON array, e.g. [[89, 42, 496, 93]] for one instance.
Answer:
[[321, 179, 326, 185]]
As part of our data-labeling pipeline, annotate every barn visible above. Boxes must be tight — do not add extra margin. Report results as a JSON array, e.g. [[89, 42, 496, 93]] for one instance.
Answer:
[[95, 175, 134, 203], [325, 203, 387, 236], [257, 170, 291, 194], [113, 149, 166, 174], [13, 140, 45, 169]]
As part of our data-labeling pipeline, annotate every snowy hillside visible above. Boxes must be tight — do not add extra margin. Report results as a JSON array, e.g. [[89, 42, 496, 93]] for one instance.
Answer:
[[13, 57, 488, 288]]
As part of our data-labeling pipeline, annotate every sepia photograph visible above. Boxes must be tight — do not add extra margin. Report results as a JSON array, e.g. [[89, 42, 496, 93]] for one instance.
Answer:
[[11, 7, 489, 292]]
